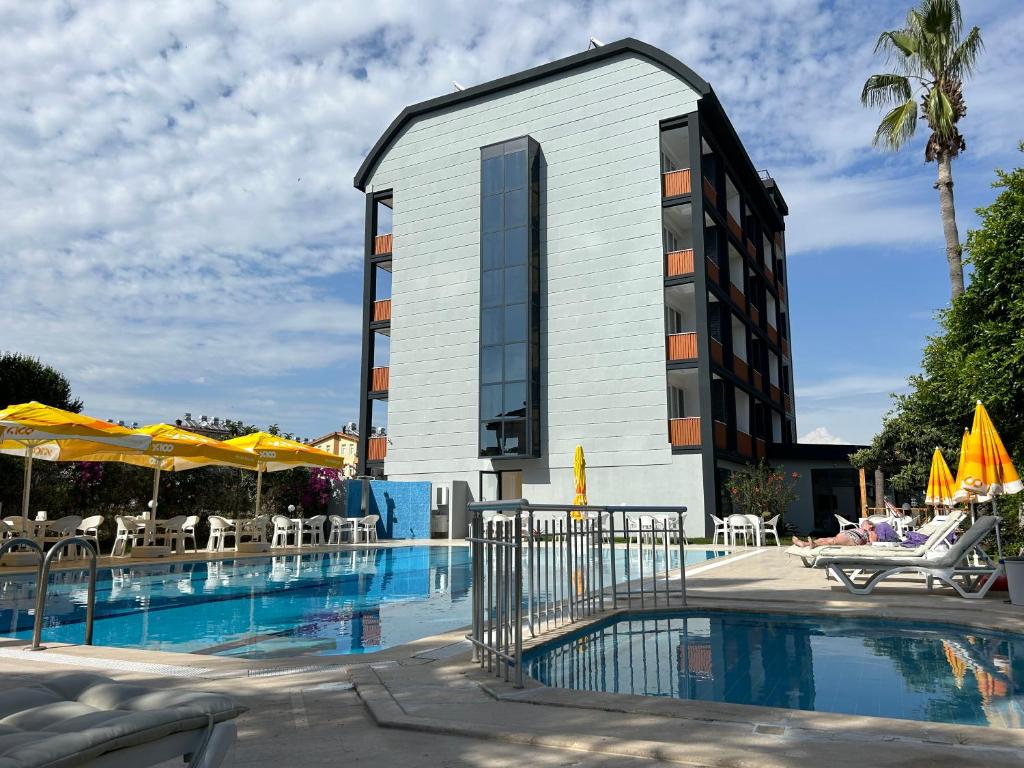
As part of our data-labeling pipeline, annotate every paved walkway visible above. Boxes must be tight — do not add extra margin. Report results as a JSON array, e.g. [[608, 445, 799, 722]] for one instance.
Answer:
[[1, 546, 1021, 766]]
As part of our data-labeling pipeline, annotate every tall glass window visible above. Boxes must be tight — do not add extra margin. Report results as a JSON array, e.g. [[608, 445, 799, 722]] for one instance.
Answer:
[[479, 137, 541, 458]]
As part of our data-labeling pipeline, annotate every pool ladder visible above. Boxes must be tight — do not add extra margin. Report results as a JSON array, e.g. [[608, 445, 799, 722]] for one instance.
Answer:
[[0, 536, 97, 650]]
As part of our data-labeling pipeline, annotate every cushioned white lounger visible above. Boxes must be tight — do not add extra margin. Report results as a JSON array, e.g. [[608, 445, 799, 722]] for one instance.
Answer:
[[785, 511, 964, 567], [815, 516, 1002, 599], [0, 672, 243, 768]]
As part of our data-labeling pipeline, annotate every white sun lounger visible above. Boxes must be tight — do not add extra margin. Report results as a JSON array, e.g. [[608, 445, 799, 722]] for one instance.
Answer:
[[0, 671, 244, 768], [786, 511, 964, 567], [815, 515, 1002, 599]]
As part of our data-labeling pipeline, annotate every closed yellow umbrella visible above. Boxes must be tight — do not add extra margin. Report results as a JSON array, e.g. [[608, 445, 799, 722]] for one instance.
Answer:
[[571, 445, 587, 521], [0, 402, 151, 524], [60, 423, 259, 513], [959, 401, 1023, 499], [924, 447, 956, 508], [223, 432, 344, 515]]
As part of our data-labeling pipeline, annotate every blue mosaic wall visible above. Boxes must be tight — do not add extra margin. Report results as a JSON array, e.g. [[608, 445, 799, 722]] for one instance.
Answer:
[[344, 479, 432, 540]]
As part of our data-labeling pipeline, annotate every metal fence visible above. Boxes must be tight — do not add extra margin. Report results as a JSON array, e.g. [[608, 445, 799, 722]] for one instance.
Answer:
[[467, 499, 688, 687]]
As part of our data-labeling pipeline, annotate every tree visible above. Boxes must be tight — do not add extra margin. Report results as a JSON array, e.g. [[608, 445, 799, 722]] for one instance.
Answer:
[[725, 461, 799, 522], [0, 352, 82, 412], [853, 148, 1024, 548], [861, 0, 983, 299]]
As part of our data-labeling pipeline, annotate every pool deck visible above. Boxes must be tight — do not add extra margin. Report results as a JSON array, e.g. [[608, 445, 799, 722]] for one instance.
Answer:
[[2, 545, 1023, 766]]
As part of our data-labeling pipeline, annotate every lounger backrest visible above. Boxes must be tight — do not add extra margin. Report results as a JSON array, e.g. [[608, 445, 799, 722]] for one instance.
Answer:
[[913, 510, 965, 552], [930, 516, 998, 567]]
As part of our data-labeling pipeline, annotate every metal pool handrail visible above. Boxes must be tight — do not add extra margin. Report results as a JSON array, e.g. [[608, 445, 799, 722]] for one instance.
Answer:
[[467, 499, 688, 688], [30, 537, 98, 650]]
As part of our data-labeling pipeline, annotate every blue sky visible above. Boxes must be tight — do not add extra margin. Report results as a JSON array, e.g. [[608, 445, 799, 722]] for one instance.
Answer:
[[2, 0, 1021, 444]]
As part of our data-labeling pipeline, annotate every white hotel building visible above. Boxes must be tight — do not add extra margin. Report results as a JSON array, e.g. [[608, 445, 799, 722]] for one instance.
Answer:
[[352, 39, 832, 538]]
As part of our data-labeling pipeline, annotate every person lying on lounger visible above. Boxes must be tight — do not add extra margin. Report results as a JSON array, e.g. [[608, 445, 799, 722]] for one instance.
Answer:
[[792, 520, 877, 548]]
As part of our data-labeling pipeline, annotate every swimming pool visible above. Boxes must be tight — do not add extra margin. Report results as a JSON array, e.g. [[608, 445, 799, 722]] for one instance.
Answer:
[[1, 546, 724, 659], [524, 611, 1024, 729]]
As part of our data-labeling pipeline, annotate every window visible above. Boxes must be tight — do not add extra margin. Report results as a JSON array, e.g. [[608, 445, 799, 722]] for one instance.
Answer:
[[479, 137, 541, 458]]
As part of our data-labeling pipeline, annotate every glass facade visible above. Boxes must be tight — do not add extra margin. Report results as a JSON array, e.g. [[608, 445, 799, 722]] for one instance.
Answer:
[[479, 137, 541, 457]]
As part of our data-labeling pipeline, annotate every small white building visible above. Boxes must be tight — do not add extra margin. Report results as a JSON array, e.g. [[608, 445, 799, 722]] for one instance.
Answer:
[[354, 39, 808, 538]]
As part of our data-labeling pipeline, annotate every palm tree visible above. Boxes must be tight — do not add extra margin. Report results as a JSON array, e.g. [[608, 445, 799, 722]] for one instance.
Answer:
[[861, 0, 982, 300]]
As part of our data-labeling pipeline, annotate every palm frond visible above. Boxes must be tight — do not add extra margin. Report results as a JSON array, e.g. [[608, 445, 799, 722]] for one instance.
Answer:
[[921, 0, 961, 39], [874, 29, 919, 59], [923, 87, 956, 140], [948, 26, 983, 79], [873, 98, 920, 150], [861, 73, 913, 108]]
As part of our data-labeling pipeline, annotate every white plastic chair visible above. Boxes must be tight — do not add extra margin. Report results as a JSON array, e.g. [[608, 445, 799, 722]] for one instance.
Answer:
[[111, 515, 145, 557], [77, 515, 103, 552], [271, 515, 298, 548], [237, 515, 269, 545], [157, 515, 188, 552], [355, 514, 379, 543], [835, 514, 859, 532], [181, 515, 199, 551], [43, 516, 82, 558], [206, 515, 236, 552], [727, 514, 753, 547], [302, 515, 327, 547], [328, 515, 355, 544], [710, 515, 728, 546], [763, 514, 781, 546], [744, 514, 763, 546]]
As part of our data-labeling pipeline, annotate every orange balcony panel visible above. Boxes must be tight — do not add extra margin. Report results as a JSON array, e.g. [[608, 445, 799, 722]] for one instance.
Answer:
[[710, 337, 724, 366], [367, 436, 387, 462], [767, 325, 778, 345], [737, 430, 753, 457], [370, 366, 389, 393], [764, 266, 775, 284], [669, 417, 701, 447], [667, 249, 694, 277], [770, 384, 781, 404], [666, 332, 698, 362], [733, 357, 748, 380], [782, 337, 790, 357], [755, 438, 766, 459], [727, 213, 742, 241], [706, 258, 720, 285], [750, 305, 760, 326], [785, 393, 793, 413], [774, 232, 783, 249], [713, 420, 727, 450], [662, 169, 692, 198], [778, 284, 786, 303], [373, 299, 392, 323], [703, 176, 717, 206], [752, 370, 762, 390], [729, 284, 744, 307], [746, 239, 756, 259], [374, 233, 393, 255]]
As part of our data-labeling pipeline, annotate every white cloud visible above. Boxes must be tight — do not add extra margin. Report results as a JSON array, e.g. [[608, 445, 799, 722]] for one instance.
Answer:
[[1, 1, 1019, 436], [800, 426, 844, 445]]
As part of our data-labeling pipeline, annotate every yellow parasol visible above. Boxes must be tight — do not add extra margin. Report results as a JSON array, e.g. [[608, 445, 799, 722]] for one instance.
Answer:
[[571, 445, 587, 520], [924, 447, 956, 508], [222, 432, 344, 515], [0, 402, 151, 524], [60, 423, 258, 513], [958, 401, 1023, 499]]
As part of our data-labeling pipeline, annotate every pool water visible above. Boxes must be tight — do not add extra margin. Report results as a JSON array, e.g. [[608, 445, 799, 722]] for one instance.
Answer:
[[1, 546, 724, 659], [524, 611, 1024, 729]]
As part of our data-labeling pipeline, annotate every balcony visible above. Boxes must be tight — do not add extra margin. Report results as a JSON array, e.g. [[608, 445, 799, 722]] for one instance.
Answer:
[[752, 370, 762, 390], [713, 420, 727, 449], [726, 212, 742, 241], [666, 249, 694, 278], [750, 305, 760, 326], [737, 430, 753, 457], [733, 356, 748, 380], [373, 299, 392, 323], [703, 177, 717, 206], [706, 258, 720, 285], [755, 438, 766, 459], [729, 283, 744, 307], [781, 337, 790, 357], [770, 384, 781, 404], [710, 337, 724, 366], [668, 417, 700, 447], [745, 239, 756, 259], [370, 366, 389, 394], [764, 264, 775, 284], [785, 393, 793, 413], [367, 436, 387, 462], [374, 233, 393, 255], [767, 324, 778, 345], [666, 332, 697, 362], [662, 169, 692, 198]]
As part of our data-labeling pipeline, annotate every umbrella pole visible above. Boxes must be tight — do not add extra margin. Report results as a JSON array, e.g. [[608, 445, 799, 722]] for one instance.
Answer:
[[992, 496, 1002, 560], [21, 443, 33, 523], [150, 466, 162, 513], [255, 466, 264, 517]]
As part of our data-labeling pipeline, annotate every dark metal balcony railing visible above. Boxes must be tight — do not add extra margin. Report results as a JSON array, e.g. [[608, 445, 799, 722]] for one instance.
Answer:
[[666, 332, 698, 362], [668, 417, 700, 447], [706, 258, 720, 285], [733, 356, 748, 380], [666, 249, 694, 277], [662, 169, 692, 197], [710, 337, 724, 366], [737, 430, 753, 457], [703, 176, 717, 206]]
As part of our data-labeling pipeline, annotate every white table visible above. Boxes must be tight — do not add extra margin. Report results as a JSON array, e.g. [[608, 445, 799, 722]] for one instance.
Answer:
[[726, 515, 764, 547], [130, 514, 171, 558]]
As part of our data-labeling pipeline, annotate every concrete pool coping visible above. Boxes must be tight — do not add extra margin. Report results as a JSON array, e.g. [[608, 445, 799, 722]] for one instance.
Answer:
[[2, 546, 1023, 765]]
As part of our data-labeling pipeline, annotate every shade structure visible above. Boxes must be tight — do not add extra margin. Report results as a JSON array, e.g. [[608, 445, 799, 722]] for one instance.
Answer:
[[0, 401, 151, 523], [924, 448, 956, 507], [59, 423, 259, 512], [222, 432, 344, 516], [571, 445, 588, 521], [958, 401, 1023, 499]]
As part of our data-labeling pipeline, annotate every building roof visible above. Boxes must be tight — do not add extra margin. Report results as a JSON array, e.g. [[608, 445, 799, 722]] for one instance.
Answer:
[[766, 443, 866, 463], [354, 38, 711, 192], [311, 429, 358, 445]]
